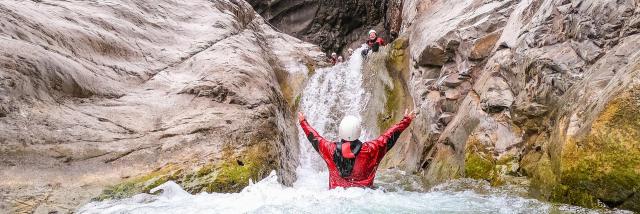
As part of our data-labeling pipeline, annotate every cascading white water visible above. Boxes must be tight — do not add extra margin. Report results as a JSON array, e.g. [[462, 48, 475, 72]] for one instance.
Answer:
[[78, 47, 617, 214], [296, 46, 371, 174]]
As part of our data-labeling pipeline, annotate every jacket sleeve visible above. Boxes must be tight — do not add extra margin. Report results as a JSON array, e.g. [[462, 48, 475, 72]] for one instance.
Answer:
[[300, 119, 331, 156], [372, 116, 412, 152]]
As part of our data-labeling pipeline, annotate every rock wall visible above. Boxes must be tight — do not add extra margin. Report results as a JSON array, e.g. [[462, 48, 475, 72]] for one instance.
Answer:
[[0, 0, 323, 213], [369, 0, 639, 211], [358, 38, 418, 172], [247, 0, 403, 53]]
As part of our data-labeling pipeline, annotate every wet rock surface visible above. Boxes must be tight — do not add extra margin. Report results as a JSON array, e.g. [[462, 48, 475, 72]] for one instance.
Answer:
[[2, 0, 639, 212], [368, 0, 640, 211], [0, 0, 323, 213]]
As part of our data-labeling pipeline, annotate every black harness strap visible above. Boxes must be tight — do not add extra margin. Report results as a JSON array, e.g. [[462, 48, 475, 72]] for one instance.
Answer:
[[386, 131, 402, 152], [307, 132, 320, 153], [332, 140, 362, 178]]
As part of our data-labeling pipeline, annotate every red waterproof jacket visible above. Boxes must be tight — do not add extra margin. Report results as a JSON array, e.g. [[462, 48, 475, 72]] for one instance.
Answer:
[[329, 57, 337, 65], [300, 116, 412, 189], [366, 37, 385, 52]]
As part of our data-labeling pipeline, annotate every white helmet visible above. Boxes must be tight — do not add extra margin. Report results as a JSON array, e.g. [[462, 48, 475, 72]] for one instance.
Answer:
[[339, 115, 361, 141], [368, 29, 376, 35]]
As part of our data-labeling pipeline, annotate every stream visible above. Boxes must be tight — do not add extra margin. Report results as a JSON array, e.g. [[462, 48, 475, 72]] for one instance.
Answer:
[[78, 47, 623, 214]]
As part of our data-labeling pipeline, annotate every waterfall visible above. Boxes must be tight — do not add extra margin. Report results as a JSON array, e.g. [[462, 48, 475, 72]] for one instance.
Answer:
[[296, 46, 370, 174]]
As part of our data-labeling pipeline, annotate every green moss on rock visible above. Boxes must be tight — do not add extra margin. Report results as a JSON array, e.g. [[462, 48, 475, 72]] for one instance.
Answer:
[[424, 144, 464, 185], [96, 164, 178, 200], [377, 84, 402, 131], [517, 132, 561, 200], [292, 94, 301, 111], [387, 37, 409, 74], [207, 143, 271, 192], [553, 88, 640, 211], [377, 36, 412, 132], [96, 143, 275, 201], [529, 155, 558, 200], [466, 151, 495, 180], [464, 136, 497, 182], [495, 154, 520, 177]]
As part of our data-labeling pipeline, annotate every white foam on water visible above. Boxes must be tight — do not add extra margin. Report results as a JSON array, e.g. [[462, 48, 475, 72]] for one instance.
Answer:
[[78, 47, 625, 214], [80, 170, 591, 214]]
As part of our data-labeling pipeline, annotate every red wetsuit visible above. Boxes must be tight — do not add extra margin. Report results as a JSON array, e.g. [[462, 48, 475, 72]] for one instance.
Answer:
[[300, 116, 412, 189]]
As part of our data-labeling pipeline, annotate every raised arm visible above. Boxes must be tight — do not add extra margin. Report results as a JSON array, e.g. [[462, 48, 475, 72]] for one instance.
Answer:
[[298, 112, 330, 155], [372, 109, 414, 152]]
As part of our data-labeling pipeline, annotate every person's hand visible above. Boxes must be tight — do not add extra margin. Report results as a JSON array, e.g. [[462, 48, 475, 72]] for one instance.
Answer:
[[297, 112, 305, 122], [404, 109, 416, 120]]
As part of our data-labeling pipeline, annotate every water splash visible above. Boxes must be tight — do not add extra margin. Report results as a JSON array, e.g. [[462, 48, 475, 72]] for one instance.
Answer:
[[80, 170, 610, 214], [78, 47, 627, 214]]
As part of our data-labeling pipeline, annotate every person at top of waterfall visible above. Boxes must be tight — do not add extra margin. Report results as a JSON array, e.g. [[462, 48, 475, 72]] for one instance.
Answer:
[[298, 109, 415, 189], [337, 56, 344, 63], [329, 52, 338, 65], [362, 29, 385, 57], [347, 48, 354, 59]]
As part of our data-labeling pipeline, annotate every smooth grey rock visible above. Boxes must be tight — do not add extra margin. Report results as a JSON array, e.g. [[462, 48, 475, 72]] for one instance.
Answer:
[[444, 89, 461, 100], [0, 0, 324, 213], [438, 113, 455, 125], [479, 77, 514, 113], [442, 73, 465, 88], [417, 44, 447, 66]]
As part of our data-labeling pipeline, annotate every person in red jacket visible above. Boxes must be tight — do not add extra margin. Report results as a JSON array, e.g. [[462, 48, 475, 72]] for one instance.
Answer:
[[362, 29, 385, 57], [298, 109, 415, 189], [329, 52, 338, 65]]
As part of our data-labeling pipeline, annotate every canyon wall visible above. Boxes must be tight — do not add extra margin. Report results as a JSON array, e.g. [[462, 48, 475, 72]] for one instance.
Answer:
[[374, 0, 640, 211], [0, 0, 323, 213]]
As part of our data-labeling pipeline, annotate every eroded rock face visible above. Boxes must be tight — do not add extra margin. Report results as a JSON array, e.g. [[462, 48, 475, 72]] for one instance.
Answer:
[[247, 0, 403, 53], [375, 0, 640, 211], [0, 0, 323, 213]]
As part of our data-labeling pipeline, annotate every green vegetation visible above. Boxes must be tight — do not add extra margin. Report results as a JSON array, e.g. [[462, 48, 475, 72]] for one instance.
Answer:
[[377, 37, 411, 132], [387, 37, 409, 74], [292, 94, 301, 111], [464, 136, 497, 182], [207, 143, 270, 192], [96, 164, 178, 200], [552, 88, 640, 210], [426, 147, 463, 185], [96, 143, 273, 201], [377, 83, 402, 131], [466, 152, 495, 180]]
